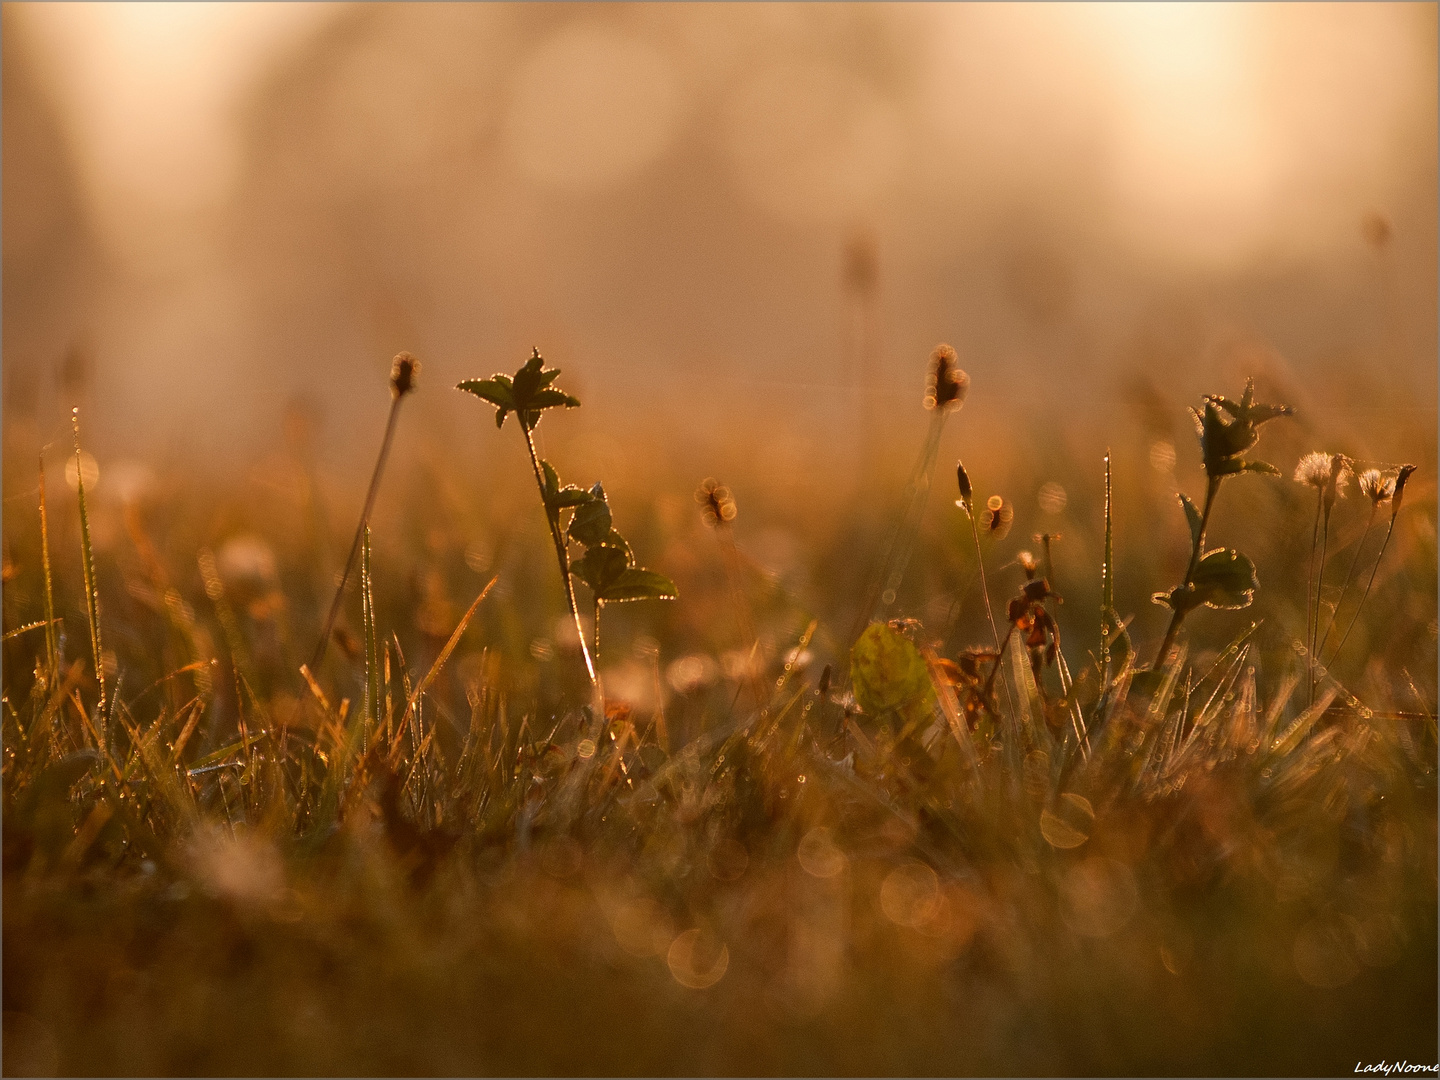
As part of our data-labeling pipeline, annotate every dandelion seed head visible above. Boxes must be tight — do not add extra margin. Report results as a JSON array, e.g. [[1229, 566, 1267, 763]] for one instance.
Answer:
[[1357, 469, 1394, 505], [1295, 452, 1331, 488]]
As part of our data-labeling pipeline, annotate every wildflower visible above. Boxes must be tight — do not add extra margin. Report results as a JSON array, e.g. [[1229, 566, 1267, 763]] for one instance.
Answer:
[[1357, 468, 1394, 506], [1017, 551, 1038, 580], [925, 344, 969, 411], [1295, 451, 1352, 508]]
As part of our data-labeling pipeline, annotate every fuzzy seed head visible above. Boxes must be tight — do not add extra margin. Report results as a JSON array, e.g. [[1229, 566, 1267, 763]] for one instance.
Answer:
[[390, 352, 420, 399], [955, 461, 973, 511], [1294, 452, 1331, 488], [1358, 468, 1394, 505], [925, 344, 969, 411], [1295, 452, 1350, 502]]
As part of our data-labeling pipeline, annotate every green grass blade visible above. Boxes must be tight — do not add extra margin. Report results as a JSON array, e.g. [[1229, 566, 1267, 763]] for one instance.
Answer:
[[73, 411, 106, 722], [38, 453, 61, 680], [1101, 450, 1114, 682], [362, 525, 381, 749]]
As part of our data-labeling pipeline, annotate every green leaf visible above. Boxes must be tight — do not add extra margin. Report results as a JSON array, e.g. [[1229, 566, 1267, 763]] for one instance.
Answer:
[[456, 376, 515, 409], [571, 544, 629, 595], [540, 459, 561, 502], [1156, 548, 1258, 613], [457, 377, 517, 428], [1240, 460, 1280, 476], [553, 486, 594, 509], [568, 485, 613, 547], [530, 388, 582, 410], [1190, 547, 1257, 610], [1178, 492, 1203, 548], [539, 461, 594, 512], [850, 622, 936, 724], [599, 568, 678, 603]]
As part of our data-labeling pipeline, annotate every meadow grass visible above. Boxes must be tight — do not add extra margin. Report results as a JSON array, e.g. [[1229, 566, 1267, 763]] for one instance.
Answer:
[[1, 350, 1435, 1076]]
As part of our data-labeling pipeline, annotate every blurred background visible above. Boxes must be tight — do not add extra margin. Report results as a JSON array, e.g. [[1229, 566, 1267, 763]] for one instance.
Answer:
[[4, 1, 1437, 696]]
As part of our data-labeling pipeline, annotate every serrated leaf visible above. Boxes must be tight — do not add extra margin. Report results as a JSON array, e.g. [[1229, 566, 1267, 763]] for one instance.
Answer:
[[599, 568, 678, 603], [1178, 492, 1203, 548], [568, 487, 613, 547], [459, 350, 580, 434], [850, 622, 936, 724], [457, 376, 514, 406], [571, 544, 629, 594], [529, 388, 582, 410]]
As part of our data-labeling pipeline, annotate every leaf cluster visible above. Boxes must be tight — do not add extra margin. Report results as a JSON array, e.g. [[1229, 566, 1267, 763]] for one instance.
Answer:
[[1191, 378, 1291, 479], [458, 348, 580, 431], [566, 482, 677, 605]]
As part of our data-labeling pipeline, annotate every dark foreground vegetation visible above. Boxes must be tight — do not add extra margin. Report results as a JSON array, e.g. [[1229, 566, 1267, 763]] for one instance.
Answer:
[[3, 348, 1435, 1076]]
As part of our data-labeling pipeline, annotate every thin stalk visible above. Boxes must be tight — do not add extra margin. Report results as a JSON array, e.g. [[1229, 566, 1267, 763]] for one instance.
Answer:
[[311, 394, 406, 672], [1154, 475, 1221, 667], [1100, 451, 1114, 686], [73, 410, 105, 722], [361, 526, 381, 750], [1316, 502, 1377, 663], [1310, 491, 1338, 703], [1326, 499, 1406, 672], [1304, 488, 1322, 685], [592, 596, 603, 684], [520, 425, 598, 689], [853, 410, 948, 640], [968, 510, 1003, 654], [38, 453, 60, 680]]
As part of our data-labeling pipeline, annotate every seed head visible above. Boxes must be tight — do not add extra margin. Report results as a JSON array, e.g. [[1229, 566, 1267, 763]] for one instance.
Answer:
[[1295, 451, 1351, 507], [925, 344, 969, 411], [1390, 464, 1418, 520], [955, 460, 973, 512], [390, 352, 420, 399], [696, 478, 737, 527], [1017, 551, 1038, 580], [1357, 469, 1394, 506], [1294, 452, 1331, 488]]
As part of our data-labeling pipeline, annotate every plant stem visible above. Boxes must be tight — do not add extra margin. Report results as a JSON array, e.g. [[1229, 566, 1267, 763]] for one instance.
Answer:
[[1302, 487, 1321, 687], [1325, 511, 1401, 673], [1316, 503, 1377, 662], [311, 394, 405, 672], [38, 453, 60, 681], [592, 596, 603, 677], [1100, 451, 1114, 686], [521, 426, 598, 689], [1154, 475, 1221, 667]]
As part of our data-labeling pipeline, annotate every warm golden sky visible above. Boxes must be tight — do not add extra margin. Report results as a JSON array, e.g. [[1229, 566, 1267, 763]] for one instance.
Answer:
[[5, 3, 1435, 478]]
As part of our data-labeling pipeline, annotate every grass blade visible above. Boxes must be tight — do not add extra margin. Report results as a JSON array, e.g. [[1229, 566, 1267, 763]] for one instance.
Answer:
[[38, 453, 61, 679], [73, 410, 106, 721], [362, 525, 381, 749]]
